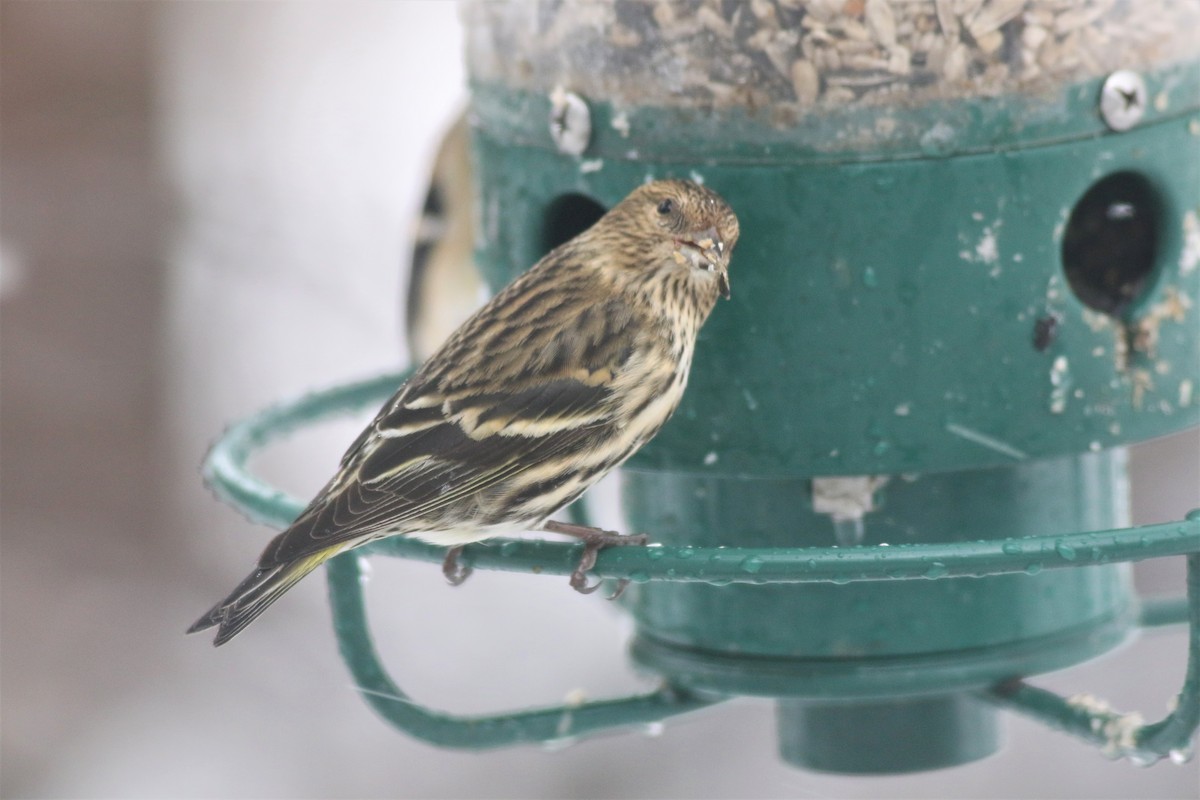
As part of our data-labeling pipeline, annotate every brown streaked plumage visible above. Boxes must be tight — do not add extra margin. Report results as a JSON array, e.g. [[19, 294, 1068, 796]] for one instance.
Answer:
[[189, 179, 739, 646]]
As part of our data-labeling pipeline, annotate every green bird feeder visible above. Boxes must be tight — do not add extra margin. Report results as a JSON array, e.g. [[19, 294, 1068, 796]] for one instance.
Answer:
[[205, 0, 1200, 775]]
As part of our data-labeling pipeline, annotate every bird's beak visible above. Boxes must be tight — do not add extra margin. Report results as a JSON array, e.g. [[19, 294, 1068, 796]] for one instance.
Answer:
[[691, 227, 724, 266], [681, 226, 731, 300], [696, 230, 729, 302]]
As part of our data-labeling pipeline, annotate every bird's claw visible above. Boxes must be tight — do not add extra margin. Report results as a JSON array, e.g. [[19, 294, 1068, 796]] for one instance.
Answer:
[[567, 569, 631, 599], [442, 546, 472, 586], [543, 521, 648, 600], [569, 567, 605, 595], [568, 540, 609, 595]]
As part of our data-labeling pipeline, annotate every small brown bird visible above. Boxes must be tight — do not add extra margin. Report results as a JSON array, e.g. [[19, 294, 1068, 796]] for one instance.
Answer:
[[189, 179, 739, 646]]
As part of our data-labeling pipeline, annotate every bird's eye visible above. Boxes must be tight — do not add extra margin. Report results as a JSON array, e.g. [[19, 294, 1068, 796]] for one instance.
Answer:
[[657, 198, 675, 216]]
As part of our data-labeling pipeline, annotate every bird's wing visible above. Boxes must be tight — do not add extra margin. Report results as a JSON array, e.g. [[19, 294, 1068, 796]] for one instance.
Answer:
[[259, 306, 647, 567]]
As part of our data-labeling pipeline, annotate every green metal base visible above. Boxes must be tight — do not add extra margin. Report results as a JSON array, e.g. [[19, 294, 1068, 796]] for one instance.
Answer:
[[778, 695, 1001, 774], [629, 608, 1133, 699], [618, 451, 1135, 702]]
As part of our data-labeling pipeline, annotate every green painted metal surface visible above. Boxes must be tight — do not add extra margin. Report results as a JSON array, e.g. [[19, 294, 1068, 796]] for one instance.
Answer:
[[456, 61, 1200, 770], [457, 64, 1199, 770], [778, 695, 1000, 774], [324, 552, 721, 750], [985, 552, 1200, 767], [472, 100, 1200, 477], [619, 454, 1135, 697]]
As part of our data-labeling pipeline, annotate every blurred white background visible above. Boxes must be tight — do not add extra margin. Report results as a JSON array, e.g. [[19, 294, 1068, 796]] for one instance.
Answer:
[[2, 2, 1198, 797]]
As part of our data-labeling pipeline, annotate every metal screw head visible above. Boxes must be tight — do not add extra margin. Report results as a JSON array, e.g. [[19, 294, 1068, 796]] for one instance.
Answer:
[[1100, 70, 1147, 132], [549, 87, 591, 156]]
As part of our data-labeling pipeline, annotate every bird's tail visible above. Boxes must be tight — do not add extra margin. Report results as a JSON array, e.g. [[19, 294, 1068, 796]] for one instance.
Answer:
[[187, 549, 337, 646]]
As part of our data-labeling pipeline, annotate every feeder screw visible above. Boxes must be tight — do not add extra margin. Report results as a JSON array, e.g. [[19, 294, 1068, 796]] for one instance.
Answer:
[[1099, 70, 1147, 132], [549, 87, 592, 156]]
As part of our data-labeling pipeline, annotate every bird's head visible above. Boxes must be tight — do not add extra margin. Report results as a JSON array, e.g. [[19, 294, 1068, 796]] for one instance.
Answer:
[[602, 179, 739, 302]]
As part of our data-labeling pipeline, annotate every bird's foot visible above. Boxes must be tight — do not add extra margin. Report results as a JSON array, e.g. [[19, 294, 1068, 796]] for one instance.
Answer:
[[442, 545, 472, 586], [541, 520, 649, 599]]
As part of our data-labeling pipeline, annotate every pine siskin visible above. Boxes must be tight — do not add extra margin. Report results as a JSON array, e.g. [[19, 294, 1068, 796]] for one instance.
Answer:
[[189, 179, 739, 646]]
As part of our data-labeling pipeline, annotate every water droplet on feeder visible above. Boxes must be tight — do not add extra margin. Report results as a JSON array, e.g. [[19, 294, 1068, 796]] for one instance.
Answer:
[[1168, 746, 1193, 765], [1055, 541, 1078, 561], [677, 547, 694, 559], [924, 562, 949, 579], [1002, 541, 1024, 555], [642, 721, 666, 738], [646, 547, 665, 560], [500, 540, 520, 557], [740, 556, 765, 574], [629, 570, 651, 584], [1025, 562, 1044, 575], [541, 737, 579, 752]]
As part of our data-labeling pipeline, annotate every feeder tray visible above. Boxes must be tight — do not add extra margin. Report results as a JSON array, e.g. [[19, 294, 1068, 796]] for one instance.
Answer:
[[204, 371, 1200, 771]]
